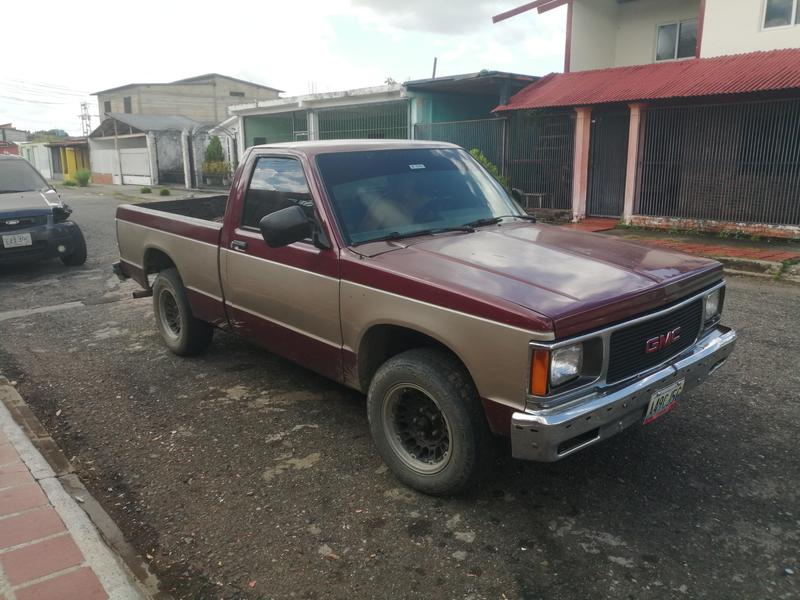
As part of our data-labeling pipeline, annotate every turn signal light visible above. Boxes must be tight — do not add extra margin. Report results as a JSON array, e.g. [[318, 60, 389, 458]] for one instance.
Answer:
[[530, 349, 550, 396]]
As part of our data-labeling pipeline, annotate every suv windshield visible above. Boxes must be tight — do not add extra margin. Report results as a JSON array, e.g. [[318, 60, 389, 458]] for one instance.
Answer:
[[0, 159, 49, 195], [315, 148, 523, 245]]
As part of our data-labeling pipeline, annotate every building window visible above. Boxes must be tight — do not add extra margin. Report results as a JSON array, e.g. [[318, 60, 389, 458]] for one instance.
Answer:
[[253, 137, 267, 145], [123, 96, 132, 113], [656, 19, 697, 61], [763, 0, 799, 27], [229, 91, 245, 97], [103, 100, 111, 114]]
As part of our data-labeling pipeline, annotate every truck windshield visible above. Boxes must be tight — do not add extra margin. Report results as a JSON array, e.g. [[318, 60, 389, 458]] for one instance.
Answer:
[[0, 160, 49, 195], [315, 148, 523, 245]]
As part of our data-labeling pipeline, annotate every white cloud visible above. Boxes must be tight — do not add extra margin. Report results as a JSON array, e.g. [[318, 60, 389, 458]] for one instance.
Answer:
[[0, 0, 565, 134]]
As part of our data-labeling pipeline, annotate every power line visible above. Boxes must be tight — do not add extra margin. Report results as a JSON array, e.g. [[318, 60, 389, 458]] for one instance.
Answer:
[[0, 94, 78, 105], [0, 84, 89, 98], [7, 78, 91, 95]]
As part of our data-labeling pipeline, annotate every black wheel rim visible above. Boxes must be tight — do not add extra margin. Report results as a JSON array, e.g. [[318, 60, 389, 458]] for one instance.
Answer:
[[158, 289, 181, 339], [383, 383, 452, 475]]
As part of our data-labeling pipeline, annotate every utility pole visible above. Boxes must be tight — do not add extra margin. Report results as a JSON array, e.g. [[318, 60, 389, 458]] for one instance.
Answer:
[[78, 102, 92, 137]]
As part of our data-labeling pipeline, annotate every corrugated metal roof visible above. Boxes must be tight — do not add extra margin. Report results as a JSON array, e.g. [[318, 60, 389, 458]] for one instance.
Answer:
[[495, 49, 800, 111]]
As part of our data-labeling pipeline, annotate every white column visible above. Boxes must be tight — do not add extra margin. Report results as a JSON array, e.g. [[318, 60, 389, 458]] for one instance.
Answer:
[[571, 106, 592, 222], [307, 110, 319, 141], [181, 129, 192, 190], [146, 132, 158, 186], [622, 103, 645, 224]]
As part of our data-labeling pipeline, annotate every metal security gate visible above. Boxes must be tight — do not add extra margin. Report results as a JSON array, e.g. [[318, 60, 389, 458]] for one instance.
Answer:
[[587, 110, 629, 217], [507, 111, 575, 209], [637, 98, 800, 225], [317, 101, 409, 140], [414, 118, 506, 169]]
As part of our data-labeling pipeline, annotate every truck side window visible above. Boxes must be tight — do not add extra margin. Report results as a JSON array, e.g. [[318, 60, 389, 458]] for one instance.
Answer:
[[242, 157, 314, 229]]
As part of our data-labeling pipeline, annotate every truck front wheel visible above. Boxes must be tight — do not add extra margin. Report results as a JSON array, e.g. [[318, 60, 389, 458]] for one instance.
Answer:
[[367, 348, 493, 496], [152, 268, 213, 356]]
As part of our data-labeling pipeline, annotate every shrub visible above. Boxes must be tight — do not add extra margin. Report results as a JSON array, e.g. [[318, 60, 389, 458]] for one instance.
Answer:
[[202, 160, 231, 179], [469, 148, 508, 189], [159, 188, 171, 196], [140, 186, 152, 194], [63, 179, 77, 187], [74, 169, 91, 187], [204, 136, 225, 163]]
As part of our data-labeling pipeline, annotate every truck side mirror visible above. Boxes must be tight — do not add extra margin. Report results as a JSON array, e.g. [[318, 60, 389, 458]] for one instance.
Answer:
[[259, 206, 312, 248], [511, 188, 525, 203]]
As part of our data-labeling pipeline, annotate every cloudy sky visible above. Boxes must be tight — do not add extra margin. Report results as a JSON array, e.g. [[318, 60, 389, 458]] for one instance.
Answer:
[[1, 0, 566, 135]]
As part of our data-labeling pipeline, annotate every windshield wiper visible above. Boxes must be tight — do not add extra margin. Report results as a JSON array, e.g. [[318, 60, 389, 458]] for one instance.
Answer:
[[353, 225, 475, 246], [463, 214, 537, 228]]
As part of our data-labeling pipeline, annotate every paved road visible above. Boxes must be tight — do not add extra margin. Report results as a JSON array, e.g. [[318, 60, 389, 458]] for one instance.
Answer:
[[1, 189, 798, 600]]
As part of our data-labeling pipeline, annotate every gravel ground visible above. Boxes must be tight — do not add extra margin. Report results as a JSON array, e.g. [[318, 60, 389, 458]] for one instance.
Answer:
[[0, 190, 798, 600]]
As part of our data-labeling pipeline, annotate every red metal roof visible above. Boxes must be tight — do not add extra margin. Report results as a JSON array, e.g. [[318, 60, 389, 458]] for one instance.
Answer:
[[495, 49, 800, 111]]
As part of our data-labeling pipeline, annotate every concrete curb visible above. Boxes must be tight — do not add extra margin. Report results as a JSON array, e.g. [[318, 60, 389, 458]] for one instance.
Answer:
[[0, 378, 164, 599]]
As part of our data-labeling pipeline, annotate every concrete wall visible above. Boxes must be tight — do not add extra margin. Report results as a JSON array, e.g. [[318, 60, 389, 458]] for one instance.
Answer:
[[97, 76, 280, 123], [571, 0, 700, 71], [571, 0, 619, 71], [615, 0, 699, 66], [702, 0, 800, 57], [0, 128, 30, 143], [153, 131, 185, 184]]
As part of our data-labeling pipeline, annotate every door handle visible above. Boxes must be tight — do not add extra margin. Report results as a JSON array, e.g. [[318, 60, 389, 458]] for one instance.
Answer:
[[231, 240, 248, 252]]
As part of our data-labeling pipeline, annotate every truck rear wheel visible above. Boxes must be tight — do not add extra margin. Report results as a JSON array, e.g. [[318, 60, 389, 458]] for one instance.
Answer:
[[152, 268, 213, 356], [367, 348, 493, 496]]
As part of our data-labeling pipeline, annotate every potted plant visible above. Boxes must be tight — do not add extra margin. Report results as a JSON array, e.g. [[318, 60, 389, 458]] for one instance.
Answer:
[[202, 136, 230, 186]]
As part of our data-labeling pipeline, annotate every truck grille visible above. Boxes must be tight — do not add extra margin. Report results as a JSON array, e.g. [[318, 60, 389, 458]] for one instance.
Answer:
[[606, 299, 703, 384], [0, 215, 47, 231]]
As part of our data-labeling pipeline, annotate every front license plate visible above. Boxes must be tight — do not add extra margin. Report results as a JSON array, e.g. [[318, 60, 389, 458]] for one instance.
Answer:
[[643, 379, 684, 425], [1, 233, 33, 248]]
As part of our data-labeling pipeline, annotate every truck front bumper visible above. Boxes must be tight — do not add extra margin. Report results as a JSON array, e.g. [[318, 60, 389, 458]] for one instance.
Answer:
[[510, 324, 737, 462]]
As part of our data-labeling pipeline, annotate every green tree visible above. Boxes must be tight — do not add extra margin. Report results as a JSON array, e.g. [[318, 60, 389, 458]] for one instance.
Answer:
[[469, 148, 508, 189], [204, 136, 224, 162]]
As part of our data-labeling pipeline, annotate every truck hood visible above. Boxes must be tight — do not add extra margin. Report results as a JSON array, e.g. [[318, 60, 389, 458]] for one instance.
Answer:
[[0, 189, 60, 217], [356, 223, 722, 337]]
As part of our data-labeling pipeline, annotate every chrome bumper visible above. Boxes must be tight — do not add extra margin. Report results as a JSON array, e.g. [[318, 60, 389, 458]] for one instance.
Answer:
[[510, 325, 737, 462]]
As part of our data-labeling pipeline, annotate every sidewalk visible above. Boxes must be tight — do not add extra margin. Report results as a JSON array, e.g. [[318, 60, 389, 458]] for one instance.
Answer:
[[0, 380, 148, 600], [55, 182, 224, 205], [606, 228, 800, 281]]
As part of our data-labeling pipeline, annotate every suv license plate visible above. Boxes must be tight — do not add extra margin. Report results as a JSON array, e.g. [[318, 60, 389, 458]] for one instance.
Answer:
[[643, 379, 684, 425], [2, 233, 33, 248]]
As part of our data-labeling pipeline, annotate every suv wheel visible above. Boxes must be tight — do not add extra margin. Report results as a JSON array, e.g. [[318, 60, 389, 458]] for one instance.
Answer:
[[152, 268, 213, 355], [60, 224, 87, 266], [367, 348, 493, 495]]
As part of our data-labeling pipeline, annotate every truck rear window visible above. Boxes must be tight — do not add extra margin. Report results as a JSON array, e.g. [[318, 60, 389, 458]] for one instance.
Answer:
[[315, 148, 519, 245]]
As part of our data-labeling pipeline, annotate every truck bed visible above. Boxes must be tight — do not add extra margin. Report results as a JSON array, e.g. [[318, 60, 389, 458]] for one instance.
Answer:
[[139, 195, 228, 222]]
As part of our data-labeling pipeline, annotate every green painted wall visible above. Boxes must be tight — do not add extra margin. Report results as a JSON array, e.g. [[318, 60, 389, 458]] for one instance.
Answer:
[[410, 91, 500, 125], [243, 112, 308, 147]]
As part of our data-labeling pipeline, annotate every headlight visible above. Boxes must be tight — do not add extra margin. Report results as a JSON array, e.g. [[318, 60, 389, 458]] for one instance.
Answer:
[[550, 343, 582, 387], [704, 289, 722, 321]]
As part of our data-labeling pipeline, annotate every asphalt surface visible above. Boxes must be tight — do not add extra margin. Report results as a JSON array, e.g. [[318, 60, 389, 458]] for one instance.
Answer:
[[0, 189, 798, 600]]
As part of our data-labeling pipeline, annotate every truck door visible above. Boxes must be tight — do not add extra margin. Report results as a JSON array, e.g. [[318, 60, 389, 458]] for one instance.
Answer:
[[219, 153, 342, 382]]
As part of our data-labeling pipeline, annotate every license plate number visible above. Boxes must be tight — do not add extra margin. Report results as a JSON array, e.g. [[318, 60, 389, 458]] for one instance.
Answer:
[[643, 379, 684, 425], [1, 233, 33, 248]]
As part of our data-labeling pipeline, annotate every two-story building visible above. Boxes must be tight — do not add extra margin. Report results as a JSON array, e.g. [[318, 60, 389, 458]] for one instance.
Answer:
[[494, 0, 800, 237], [89, 73, 282, 187], [93, 73, 282, 124]]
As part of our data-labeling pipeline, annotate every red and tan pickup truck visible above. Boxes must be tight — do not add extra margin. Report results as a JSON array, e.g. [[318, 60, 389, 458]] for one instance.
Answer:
[[114, 140, 736, 495]]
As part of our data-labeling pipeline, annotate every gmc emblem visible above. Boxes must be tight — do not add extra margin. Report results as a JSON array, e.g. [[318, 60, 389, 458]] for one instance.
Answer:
[[645, 327, 681, 354]]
